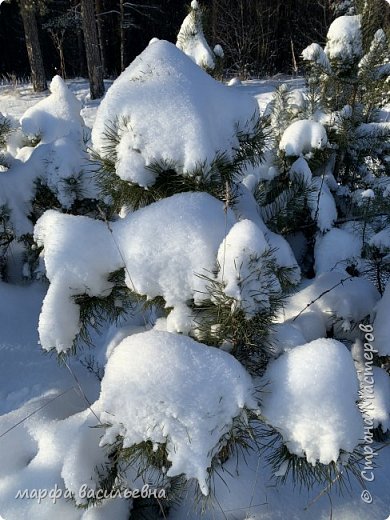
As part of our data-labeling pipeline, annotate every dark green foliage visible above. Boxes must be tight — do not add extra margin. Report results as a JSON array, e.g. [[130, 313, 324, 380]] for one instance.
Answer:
[[193, 253, 294, 375], [30, 176, 103, 224], [259, 424, 365, 493], [92, 114, 269, 214], [19, 233, 43, 279], [303, 17, 390, 186], [71, 269, 135, 354], [29, 178, 62, 223], [361, 242, 390, 296], [255, 175, 315, 235], [0, 204, 14, 279]]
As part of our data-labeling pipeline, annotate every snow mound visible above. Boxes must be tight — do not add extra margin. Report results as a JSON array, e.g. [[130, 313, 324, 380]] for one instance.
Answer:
[[302, 43, 331, 71], [0, 77, 93, 235], [214, 44, 224, 58], [216, 219, 281, 316], [114, 192, 236, 307], [34, 193, 236, 351], [279, 120, 328, 156], [0, 138, 92, 235], [34, 211, 122, 352], [228, 77, 242, 87], [369, 227, 390, 252], [234, 184, 301, 285], [325, 15, 363, 64], [176, 3, 215, 70], [92, 41, 258, 187], [262, 338, 363, 465], [21, 76, 84, 144], [98, 329, 256, 495], [278, 272, 380, 340], [314, 227, 362, 274]]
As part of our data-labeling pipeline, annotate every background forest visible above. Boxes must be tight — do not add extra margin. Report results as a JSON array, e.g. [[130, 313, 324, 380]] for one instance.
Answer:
[[1, 0, 388, 84]]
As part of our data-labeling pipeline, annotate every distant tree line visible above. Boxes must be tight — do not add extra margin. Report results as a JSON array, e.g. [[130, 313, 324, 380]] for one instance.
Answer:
[[0, 0, 389, 96]]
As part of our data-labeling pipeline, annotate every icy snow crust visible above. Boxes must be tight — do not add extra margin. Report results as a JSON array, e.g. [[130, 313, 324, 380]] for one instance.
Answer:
[[92, 41, 259, 187], [262, 338, 363, 465], [98, 329, 257, 495]]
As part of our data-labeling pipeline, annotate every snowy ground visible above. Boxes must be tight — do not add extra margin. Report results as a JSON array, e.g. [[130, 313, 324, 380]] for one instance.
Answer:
[[0, 77, 389, 520]]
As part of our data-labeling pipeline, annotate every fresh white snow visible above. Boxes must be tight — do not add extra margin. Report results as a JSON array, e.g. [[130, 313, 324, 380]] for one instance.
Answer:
[[92, 41, 259, 187], [262, 338, 363, 465], [98, 329, 257, 495], [0, 63, 389, 520], [279, 120, 328, 156]]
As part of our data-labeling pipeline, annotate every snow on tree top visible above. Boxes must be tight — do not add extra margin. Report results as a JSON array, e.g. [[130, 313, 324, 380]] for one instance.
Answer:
[[213, 44, 224, 58], [324, 15, 363, 65], [301, 43, 330, 71], [98, 329, 257, 495], [279, 120, 327, 156], [216, 219, 281, 317], [92, 41, 258, 188], [176, 3, 215, 70], [20, 75, 84, 144], [261, 338, 363, 465], [34, 193, 237, 351]]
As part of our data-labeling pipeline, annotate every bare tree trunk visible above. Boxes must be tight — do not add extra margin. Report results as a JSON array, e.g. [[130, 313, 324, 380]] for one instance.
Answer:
[[81, 0, 105, 99], [120, 0, 125, 72], [95, 0, 107, 77], [49, 30, 67, 79], [19, 0, 47, 92]]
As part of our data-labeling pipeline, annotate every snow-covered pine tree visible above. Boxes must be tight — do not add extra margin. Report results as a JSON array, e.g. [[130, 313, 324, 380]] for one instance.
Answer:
[[25, 39, 384, 520], [176, 0, 222, 74], [254, 85, 334, 278], [301, 9, 390, 290], [30, 41, 313, 515], [0, 76, 100, 280], [256, 6, 390, 284]]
